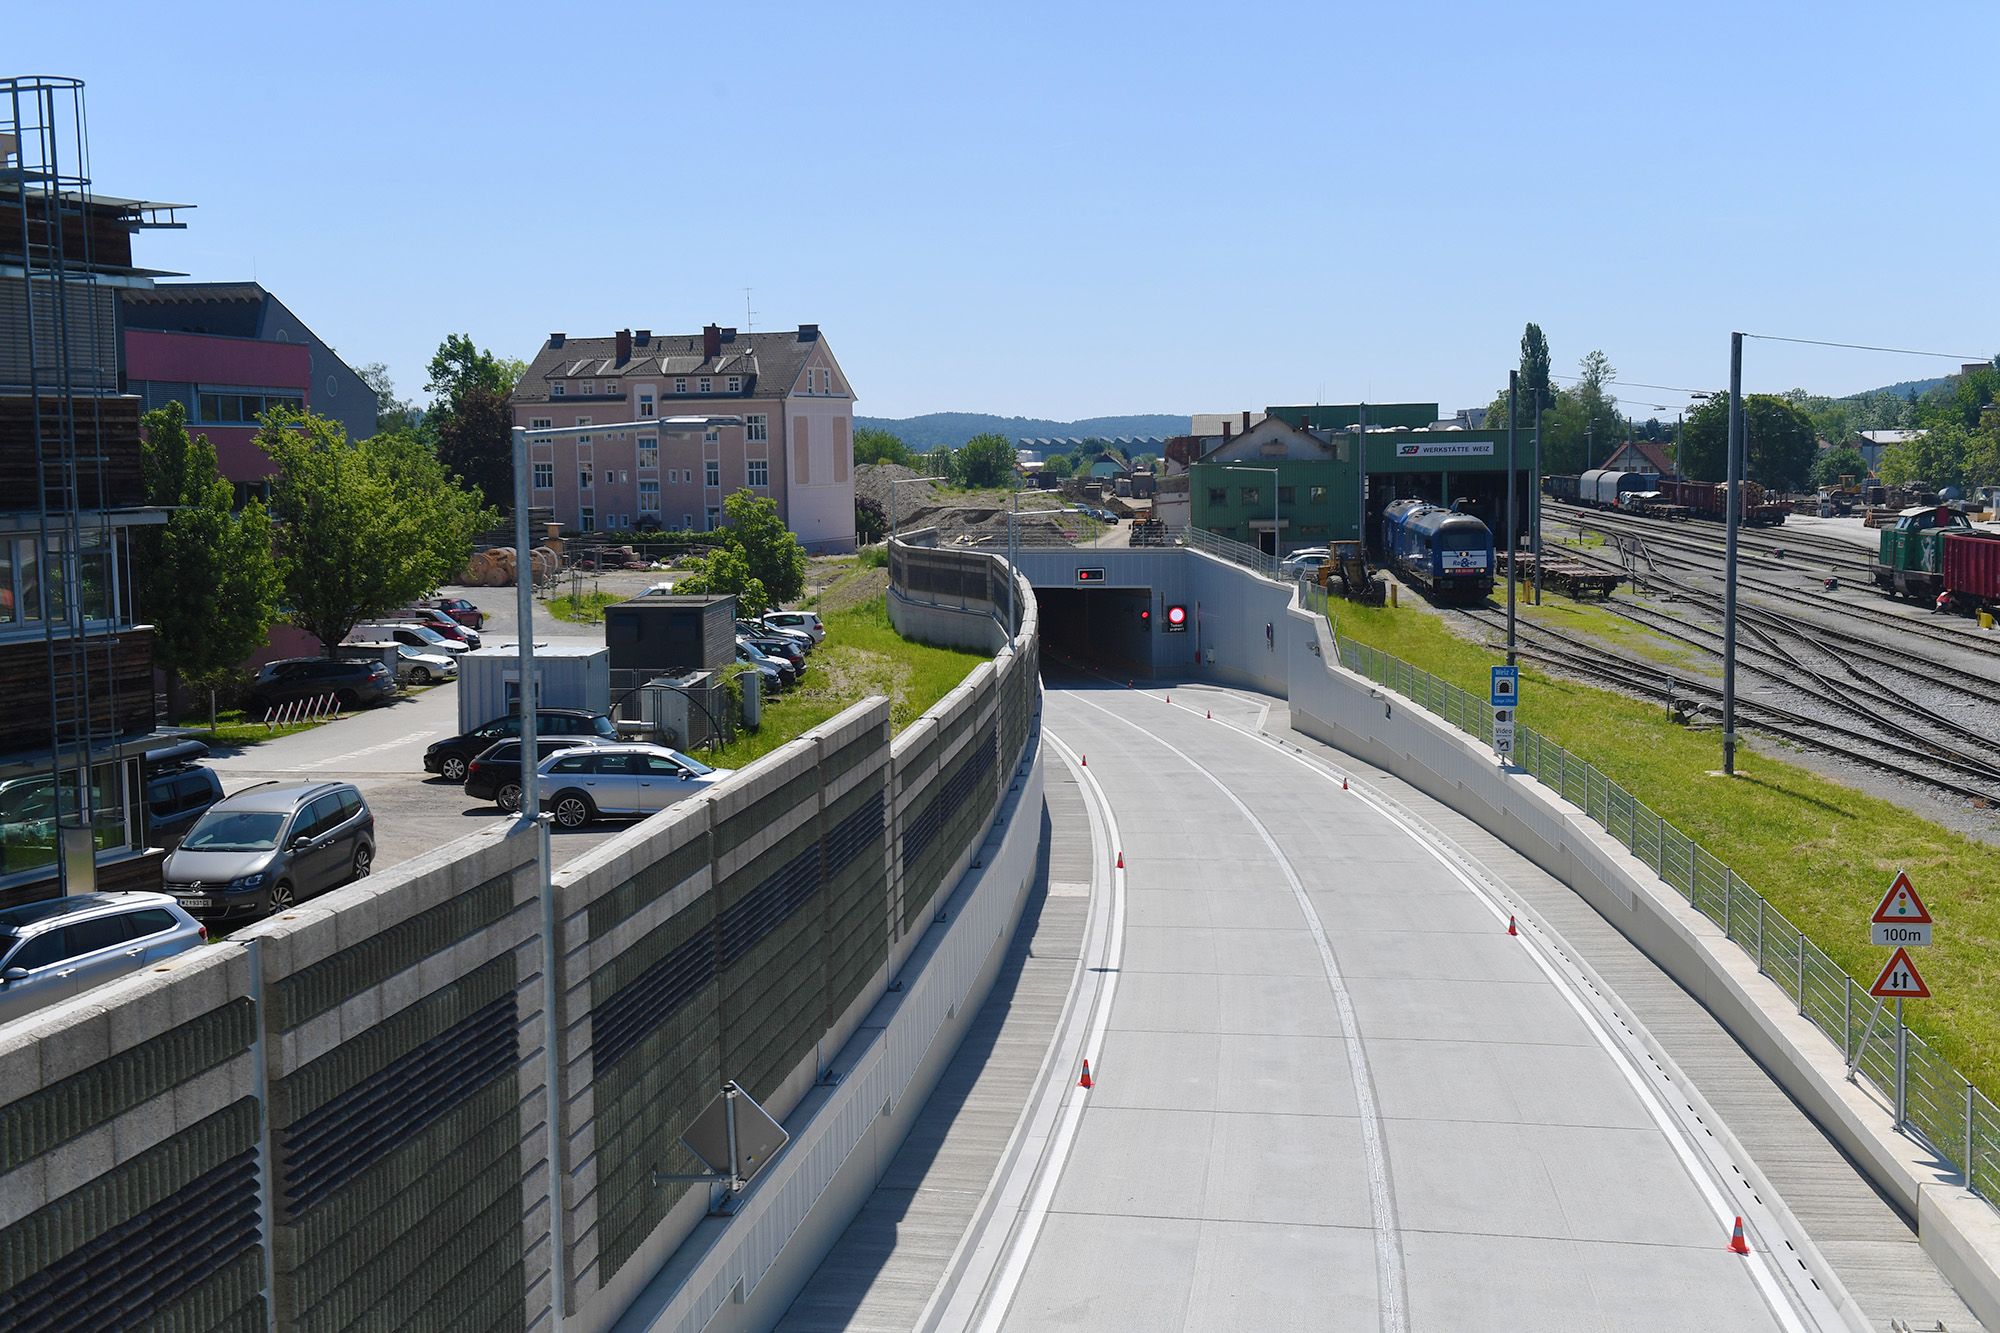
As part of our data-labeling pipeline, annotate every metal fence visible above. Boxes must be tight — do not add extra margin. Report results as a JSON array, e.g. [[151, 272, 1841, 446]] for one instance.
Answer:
[[1331, 629, 1997, 1203]]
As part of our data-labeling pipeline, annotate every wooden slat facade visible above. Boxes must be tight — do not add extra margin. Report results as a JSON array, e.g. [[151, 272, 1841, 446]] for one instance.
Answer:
[[0, 394, 144, 510], [0, 191, 137, 271], [0, 629, 154, 753]]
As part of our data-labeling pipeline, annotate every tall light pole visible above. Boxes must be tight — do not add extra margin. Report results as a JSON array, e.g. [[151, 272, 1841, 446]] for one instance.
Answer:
[[508, 411, 735, 1331], [1722, 333, 1745, 775], [1506, 371, 1518, 667], [1531, 389, 1544, 606]]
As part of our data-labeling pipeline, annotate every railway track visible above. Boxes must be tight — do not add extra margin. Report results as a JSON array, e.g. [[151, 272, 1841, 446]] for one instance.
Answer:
[[1457, 607, 2000, 805], [1545, 501, 1878, 577]]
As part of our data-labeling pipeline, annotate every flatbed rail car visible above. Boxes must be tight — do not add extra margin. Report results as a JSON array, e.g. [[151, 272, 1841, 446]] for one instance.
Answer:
[[1500, 549, 1621, 599]]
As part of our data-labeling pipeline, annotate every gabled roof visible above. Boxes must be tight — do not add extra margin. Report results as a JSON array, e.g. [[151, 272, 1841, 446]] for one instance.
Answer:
[[511, 327, 826, 404], [1195, 416, 1337, 464], [1603, 438, 1676, 476]]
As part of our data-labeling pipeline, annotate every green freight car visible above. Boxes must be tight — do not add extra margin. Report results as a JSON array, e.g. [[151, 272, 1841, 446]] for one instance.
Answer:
[[1875, 504, 1972, 599]]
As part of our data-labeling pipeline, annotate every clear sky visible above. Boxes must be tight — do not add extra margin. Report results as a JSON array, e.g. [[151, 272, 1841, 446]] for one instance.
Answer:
[[17, 0, 1998, 424]]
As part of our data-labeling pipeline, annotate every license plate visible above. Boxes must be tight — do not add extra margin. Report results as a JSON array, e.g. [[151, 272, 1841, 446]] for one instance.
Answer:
[[179, 897, 212, 908]]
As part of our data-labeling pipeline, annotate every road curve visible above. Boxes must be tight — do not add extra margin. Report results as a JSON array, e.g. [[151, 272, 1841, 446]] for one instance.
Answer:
[[968, 675, 1833, 1332]]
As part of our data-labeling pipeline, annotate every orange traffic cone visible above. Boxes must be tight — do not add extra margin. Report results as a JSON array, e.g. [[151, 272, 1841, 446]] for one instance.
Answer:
[[1507, 916, 1518, 936], [1079, 1059, 1094, 1089], [1165, 694, 1170, 705], [1206, 709, 1212, 719], [1341, 775, 1348, 790], [1115, 851, 1124, 870], [1081, 754, 1086, 766], [1727, 1217, 1750, 1255]]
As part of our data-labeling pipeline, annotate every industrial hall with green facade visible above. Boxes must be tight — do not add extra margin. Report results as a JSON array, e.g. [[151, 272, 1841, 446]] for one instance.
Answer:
[[1184, 403, 1535, 554]]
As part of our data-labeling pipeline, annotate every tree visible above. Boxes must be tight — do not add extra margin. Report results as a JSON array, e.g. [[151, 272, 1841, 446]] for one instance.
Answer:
[[954, 432, 1017, 488], [1041, 452, 1076, 480], [1573, 350, 1622, 461], [1132, 452, 1160, 472], [923, 446, 952, 478], [356, 362, 418, 433], [433, 382, 513, 503], [424, 333, 520, 404], [671, 545, 770, 616], [1676, 394, 1818, 489], [258, 410, 499, 652], [138, 401, 282, 717], [855, 495, 886, 545], [720, 488, 807, 605], [1812, 446, 1869, 488], [1520, 323, 1552, 415], [854, 427, 914, 468]]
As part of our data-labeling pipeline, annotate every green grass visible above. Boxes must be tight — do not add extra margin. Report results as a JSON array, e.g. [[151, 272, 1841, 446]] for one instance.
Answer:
[[702, 594, 986, 769], [1516, 591, 1706, 669], [1334, 598, 2000, 1096], [181, 708, 343, 748], [548, 590, 622, 623]]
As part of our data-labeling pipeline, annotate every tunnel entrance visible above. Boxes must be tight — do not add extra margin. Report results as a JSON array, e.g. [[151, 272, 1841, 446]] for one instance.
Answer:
[[1034, 585, 1156, 677]]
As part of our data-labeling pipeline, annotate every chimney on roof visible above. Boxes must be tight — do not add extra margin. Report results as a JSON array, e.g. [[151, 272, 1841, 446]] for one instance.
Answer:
[[550, 332, 566, 348], [797, 323, 820, 341], [1222, 421, 1232, 439], [615, 329, 632, 364], [635, 329, 650, 346], [703, 324, 722, 360], [1241, 410, 1251, 433]]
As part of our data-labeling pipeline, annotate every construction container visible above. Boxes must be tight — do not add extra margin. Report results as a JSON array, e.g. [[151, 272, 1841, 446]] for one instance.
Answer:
[[603, 594, 737, 677], [457, 642, 610, 732]]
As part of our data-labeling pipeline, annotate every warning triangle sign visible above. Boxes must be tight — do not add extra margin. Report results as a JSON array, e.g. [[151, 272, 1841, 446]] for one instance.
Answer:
[[1869, 947, 1930, 999], [1870, 870, 1932, 926]]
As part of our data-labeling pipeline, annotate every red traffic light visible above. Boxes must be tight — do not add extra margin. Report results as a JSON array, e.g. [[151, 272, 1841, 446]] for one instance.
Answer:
[[1139, 607, 1151, 621]]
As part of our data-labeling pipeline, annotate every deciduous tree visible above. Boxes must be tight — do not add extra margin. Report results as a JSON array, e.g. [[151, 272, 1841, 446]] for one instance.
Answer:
[[138, 401, 282, 716], [671, 545, 770, 616], [1676, 394, 1818, 489], [1812, 446, 1868, 488], [854, 427, 914, 468], [258, 410, 499, 652], [720, 488, 807, 605], [433, 382, 514, 503], [953, 432, 1017, 488]]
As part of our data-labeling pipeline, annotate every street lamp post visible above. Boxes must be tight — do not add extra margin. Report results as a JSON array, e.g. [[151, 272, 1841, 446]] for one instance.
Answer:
[[1506, 372, 1518, 667], [1531, 392, 1544, 606], [1722, 333, 1745, 775], [508, 411, 736, 1331]]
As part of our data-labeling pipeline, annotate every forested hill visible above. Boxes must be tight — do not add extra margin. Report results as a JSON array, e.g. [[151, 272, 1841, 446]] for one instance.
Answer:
[[854, 412, 1191, 449]]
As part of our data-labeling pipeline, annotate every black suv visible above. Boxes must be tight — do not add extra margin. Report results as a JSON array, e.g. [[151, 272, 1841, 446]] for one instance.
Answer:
[[424, 709, 618, 783], [143, 740, 223, 849], [464, 736, 616, 812], [247, 657, 398, 712]]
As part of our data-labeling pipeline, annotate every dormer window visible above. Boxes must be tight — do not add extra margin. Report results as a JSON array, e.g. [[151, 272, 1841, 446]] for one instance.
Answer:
[[552, 383, 566, 397]]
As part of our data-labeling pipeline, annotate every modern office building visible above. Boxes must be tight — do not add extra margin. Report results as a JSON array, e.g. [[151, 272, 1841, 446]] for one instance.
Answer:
[[0, 77, 178, 905], [510, 324, 857, 552], [122, 281, 377, 499]]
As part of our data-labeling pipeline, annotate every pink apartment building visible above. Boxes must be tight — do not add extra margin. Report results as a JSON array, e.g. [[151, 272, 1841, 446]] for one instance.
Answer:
[[509, 323, 857, 552]]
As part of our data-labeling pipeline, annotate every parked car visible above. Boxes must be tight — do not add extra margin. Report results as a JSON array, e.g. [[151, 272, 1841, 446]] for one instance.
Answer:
[[761, 610, 825, 643], [738, 618, 812, 654], [426, 596, 486, 630], [0, 893, 206, 1024], [247, 657, 398, 713], [537, 744, 734, 828], [464, 736, 617, 813], [390, 644, 458, 685], [348, 622, 470, 655], [143, 740, 222, 849], [161, 780, 375, 920], [736, 639, 795, 687], [423, 709, 620, 783], [741, 631, 807, 670], [394, 606, 482, 649]]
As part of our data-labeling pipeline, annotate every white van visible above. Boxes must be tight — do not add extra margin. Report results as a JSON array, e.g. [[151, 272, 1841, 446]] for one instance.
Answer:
[[347, 622, 470, 655]]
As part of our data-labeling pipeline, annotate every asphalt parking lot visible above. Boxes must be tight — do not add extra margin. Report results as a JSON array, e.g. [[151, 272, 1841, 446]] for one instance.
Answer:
[[201, 588, 627, 876]]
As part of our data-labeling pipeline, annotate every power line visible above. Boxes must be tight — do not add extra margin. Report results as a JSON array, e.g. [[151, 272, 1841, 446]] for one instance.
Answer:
[[1744, 332, 1995, 363], [1546, 371, 1716, 397]]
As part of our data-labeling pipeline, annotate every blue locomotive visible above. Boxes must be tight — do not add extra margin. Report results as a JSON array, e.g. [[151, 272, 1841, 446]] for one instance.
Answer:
[[1381, 499, 1496, 602]]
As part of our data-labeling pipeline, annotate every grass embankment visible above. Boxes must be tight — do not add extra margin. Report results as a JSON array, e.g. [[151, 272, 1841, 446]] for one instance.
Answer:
[[183, 709, 326, 747], [1335, 598, 2000, 1094], [548, 591, 622, 623], [704, 594, 986, 769]]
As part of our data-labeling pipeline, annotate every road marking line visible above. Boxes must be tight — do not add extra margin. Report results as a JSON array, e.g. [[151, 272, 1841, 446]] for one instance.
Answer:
[[303, 729, 441, 770], [1067, 692, 1409, 1333], [964, 730, 1125, 1333]]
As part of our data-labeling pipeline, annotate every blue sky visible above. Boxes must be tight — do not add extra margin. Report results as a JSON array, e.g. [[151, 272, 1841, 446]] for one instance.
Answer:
[[18, 0, 1998, 423]]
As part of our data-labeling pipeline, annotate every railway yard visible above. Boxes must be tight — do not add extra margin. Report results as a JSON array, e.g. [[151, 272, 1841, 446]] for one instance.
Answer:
[[1446, 502, 2000, 839]]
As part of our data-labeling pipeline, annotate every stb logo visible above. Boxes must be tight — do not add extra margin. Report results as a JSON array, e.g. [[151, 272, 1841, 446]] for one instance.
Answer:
[[1397, 444, 1420, 456]]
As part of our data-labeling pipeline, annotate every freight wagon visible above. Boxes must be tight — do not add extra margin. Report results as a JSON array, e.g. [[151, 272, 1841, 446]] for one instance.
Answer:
[[1941, 528, 2000, 611], [1652, 478, 1790, 526]]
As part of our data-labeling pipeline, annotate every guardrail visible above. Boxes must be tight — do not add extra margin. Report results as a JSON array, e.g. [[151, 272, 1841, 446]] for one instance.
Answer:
[[1329, 626, 1998, 1203]]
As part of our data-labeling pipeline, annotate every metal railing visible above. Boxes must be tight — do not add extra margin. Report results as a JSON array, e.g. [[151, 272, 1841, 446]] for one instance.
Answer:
[[1331, 629, 1997, 1204], [261, 692, 342, 729], [1182, 525, 1280, 579]]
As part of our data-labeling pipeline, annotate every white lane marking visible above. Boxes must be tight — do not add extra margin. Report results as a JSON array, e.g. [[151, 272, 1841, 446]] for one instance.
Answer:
[[302, 729, 441, 770], [968, 730, 1126, 1333], [1066, 692, 1410, 1333], [1159, 694, 1823, 1333]]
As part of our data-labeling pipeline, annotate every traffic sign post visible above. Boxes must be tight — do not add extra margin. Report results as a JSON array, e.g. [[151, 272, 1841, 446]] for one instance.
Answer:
[[1849, 870, 1935, 1132], [1491, 707, 1515, 761], [1490, 667, 1519, 764]]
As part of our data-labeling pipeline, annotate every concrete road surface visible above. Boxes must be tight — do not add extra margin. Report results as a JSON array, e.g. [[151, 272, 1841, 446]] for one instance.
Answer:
[[963, 678, 1834, 1332]]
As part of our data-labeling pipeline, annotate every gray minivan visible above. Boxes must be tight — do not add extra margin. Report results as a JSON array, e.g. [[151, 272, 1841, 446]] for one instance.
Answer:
[[0, 893, 206, 1025], [161, 780, 375, 921]]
